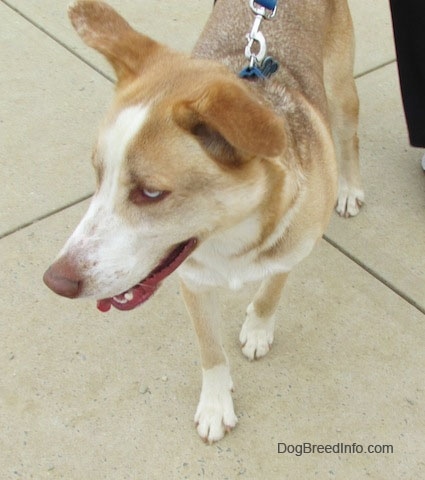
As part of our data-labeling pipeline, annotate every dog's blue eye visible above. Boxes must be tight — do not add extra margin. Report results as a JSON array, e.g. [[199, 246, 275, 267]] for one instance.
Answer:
[[142, 189, 163, 199], [129, 187, 169, 205]]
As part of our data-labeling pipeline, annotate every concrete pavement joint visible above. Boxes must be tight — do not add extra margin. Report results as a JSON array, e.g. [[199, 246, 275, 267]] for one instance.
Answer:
[[324, 234, 425, 315], [1, 0, 115, 84], [0, 193, 94, 240], [354, 59, 397, 79]]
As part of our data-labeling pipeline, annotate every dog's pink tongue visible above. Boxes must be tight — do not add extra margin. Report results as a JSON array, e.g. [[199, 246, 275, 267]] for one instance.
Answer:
[[96, 283, 157, 313], [97, 299, 112, 312]]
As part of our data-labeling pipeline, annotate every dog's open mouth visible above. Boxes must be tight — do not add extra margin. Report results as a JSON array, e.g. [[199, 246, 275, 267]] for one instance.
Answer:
[[97, 238, 198, 312]]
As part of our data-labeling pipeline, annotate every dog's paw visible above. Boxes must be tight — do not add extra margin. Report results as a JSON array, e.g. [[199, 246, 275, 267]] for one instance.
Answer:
[[336, 182, 364, 218], [195, 365, 237, 443], [239, 303, 275, 360], [195, 398, 237, 444]]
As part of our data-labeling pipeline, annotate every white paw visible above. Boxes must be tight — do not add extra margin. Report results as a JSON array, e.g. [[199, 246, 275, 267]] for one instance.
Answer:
[[336, 180, 364, 217], [195, 365, 237, 443], [239, 303, 275, 360]]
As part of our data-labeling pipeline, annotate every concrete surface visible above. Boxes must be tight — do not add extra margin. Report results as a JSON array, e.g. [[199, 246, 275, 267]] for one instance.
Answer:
[[1, 0, 424, 479]]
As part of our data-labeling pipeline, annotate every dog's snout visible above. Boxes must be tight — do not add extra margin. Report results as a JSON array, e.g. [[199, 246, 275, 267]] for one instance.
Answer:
[[43, 256, 82, 299]]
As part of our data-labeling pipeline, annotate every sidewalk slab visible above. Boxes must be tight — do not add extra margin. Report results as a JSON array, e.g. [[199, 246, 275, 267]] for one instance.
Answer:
[[1, 201, 424, 479], [348, 0, 396, 76], [0, 3, 111, 236], [327, 63, 425, 311]]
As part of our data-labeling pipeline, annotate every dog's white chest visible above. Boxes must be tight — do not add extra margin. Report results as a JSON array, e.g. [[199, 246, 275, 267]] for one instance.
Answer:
[[179, 216, 317, 290]]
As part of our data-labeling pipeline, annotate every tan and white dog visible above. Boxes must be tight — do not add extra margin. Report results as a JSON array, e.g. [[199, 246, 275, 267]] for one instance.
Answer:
[[43, 0, 363, 443]]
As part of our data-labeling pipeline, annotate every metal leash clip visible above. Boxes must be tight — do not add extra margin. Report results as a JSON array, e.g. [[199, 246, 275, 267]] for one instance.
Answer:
[[240, 0, 279, 79], [245, 14, 267, 67]]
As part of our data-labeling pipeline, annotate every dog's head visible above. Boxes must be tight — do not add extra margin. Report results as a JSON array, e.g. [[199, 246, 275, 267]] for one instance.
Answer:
[[43, 0, 287, 311]]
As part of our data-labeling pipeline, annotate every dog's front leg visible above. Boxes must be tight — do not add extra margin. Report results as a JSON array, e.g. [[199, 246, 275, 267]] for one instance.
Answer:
[[240, 272, 288, 360], [180, 280, 237, 443]]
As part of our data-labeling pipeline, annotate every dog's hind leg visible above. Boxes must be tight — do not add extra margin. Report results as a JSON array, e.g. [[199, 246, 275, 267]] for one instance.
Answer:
[[180, 280, 238, 443], [324, 1, 364, 217], [239, 272, 288, 360]]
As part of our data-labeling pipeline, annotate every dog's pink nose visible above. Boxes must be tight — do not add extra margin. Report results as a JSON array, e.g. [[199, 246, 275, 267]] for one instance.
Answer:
[[43, 256, 82, 298]]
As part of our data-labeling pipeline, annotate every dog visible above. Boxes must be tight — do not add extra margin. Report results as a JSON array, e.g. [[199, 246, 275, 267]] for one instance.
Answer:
[[43, 0, 363, 443]]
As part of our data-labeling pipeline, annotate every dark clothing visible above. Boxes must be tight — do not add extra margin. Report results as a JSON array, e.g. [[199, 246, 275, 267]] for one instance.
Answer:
[[390, 0, 425, 147]]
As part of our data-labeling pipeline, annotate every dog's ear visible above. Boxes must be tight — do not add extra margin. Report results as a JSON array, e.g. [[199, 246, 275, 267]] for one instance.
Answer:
[[68, 1, 163, 85], [173, 80, 286, 165]]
